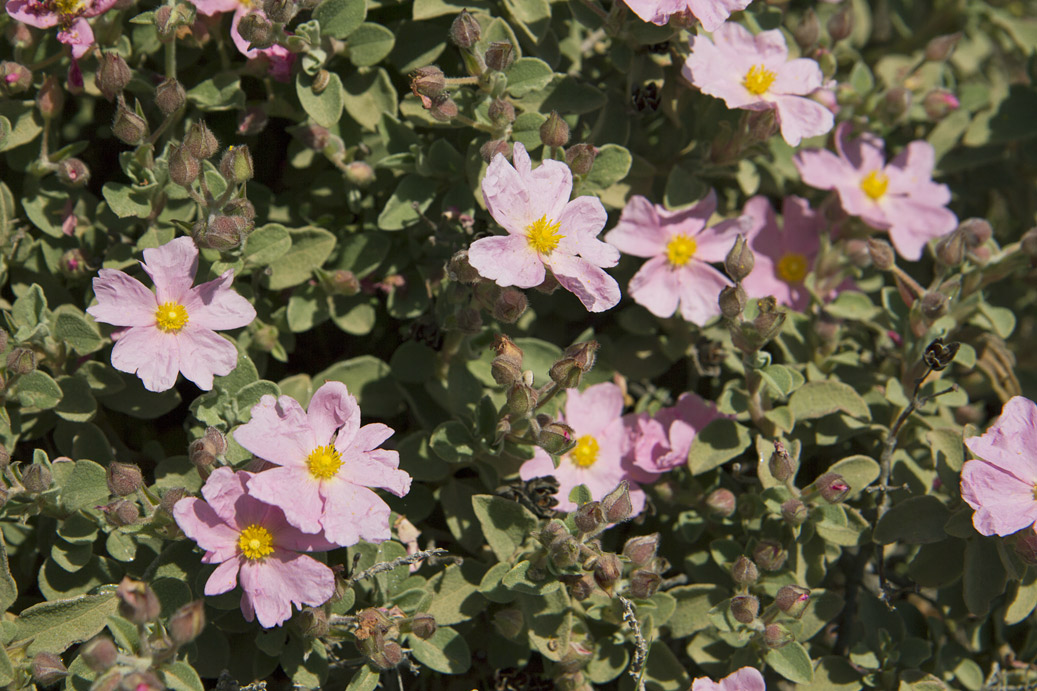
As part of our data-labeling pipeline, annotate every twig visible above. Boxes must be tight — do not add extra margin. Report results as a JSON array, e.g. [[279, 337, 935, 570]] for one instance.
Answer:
[[347, 548, 453, 584], [618, 595, 648, 691]]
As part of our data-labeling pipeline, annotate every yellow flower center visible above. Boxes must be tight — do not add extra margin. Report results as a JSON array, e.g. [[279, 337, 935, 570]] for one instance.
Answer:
[[53, 0, 84, 15], [526, 215, 563, 255], [776, 252, 809, 284], [306, 444, 342, 480], [570, 435, 599, 468], [860, 170, 889, 201], [154, 302, 189, 333], [743, 64, 777, 96], [237, 524, 274, 560], [666, 234, 697, 267]]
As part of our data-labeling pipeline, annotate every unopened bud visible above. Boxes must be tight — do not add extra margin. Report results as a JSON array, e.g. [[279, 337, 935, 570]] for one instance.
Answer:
[[563, 340, 599, 373], [565, 143, 598, 176], [537, 519, 569, 546], [775, 585, 811, 618], [746, 109, 778, 142], [57, 158, 90, 187], [116, 577, 161, 624], [154, 77, 186, 115], [492, 333, 524, 370], [602, 481, 633, 523], [105, 499, 140, 526], [185, 121, 219, 159], [22, 463, 51, 492], [158, 487, 187, 515], [815, 472, 851, 503], [793, 8, 820, 49], [96, 52, 131, 101], [203, 426, 227, 455], [537, 421, 575, 454], [448, 250, 481, 284], [36, 75, 64, 119], [167, 143, 200, 187], [408, 613, 437, 640], [7, 346, 37, 374], [827, 6, 854, 41], [373, 640, 405, 669], [731, 555, 758, 586], [781, 499, 808, 526], [112, 106, 148, 146], [410, 65, 445, 99], [219, 145, 254, 184], [344, 160, 375, 187], [867, 238, 895, 270], [705, 488, 736, 517], [763, 622, 794, 649], [730, 594, 759, 623], [768, 447, 794, 482], [493, 288, 527, 323], [622, 534, 660, 566], [549, 358, 582, 389], [923, 89, 959, 120], [429, 93, 458, 121], [919, 291, 948, 321], [573, 501, 605, 533], [718, 284, 747, 319], [237, 106, 268, 135], [629, 569, 662, 599], [881, 87, 912, 121], [107, 462, 144, 496], [934, 229, 966, 266], [958, 218, 992, 247], [323, 269, 360, 296], [168, 600, 206, 645], [1022, 228, 1037, 258], [32, 652, 67, 686], [450, 9, 481, 49], [81, 636, 118, 673], [493, 608, 524, 637], [724, 235, 754, 282], [561, 573, 596, 601], [1015, 534, 1037, 566], [480, 139, 511, 163], [485, 41, 515, 71], [550, 535, 581, 569], [752, 540, 787, 571], [593, 553, 622, 592], [487, 98, 515, 124], [540, 111, 570, 149], [237, 11, 274, 49], [506, 383, 538, 417], [263, 0, 297, 23], [925, 32, 962, 62], [0, 61, 32, 95]]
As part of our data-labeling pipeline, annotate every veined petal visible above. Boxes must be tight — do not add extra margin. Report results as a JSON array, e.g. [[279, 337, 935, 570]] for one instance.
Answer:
[[110, 326, 180, 392], [307, 381, 360, 450], [87, 269, 159, 327], [234, 394, 316, 467], [184, 270, 256, 331], [238, 551, 335, 628], [141, 236, 198, 304], [468, 235, 546, 288], [177, 327, 240, 391]]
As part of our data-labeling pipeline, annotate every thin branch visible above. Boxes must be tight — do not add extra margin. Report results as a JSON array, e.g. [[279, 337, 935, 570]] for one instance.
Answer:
[[347, 548, 453, 584], [618, 595, 648, 691]]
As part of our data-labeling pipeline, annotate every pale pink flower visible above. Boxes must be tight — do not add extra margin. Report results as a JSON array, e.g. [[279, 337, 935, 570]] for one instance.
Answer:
[[234, 381, 411, 547], [961, 396, 1037, 537], [739, 195, 822, 311], [86, 237, 256, 392], [519, 382, 648, 514], [692, 666, 767, 691], [682, 22, 833, 146], [623, 0, 752, 32], [630, 393, 722, 475], [604, 190, 743, 326], [5, 0, 116, 57], [187, 0, 268, 57], [173, 467, 337, 628], [469, 142, 621, 313], [793, 122, 957, 260], [258, 43, 294, 82]]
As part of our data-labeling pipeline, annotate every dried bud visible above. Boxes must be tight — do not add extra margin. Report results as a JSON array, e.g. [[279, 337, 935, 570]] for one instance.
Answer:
[[561, 573, 596, 601], [485, 41, 515, 71], [188, 441, 215, 468], [491, 358, 523, 388], [731, 555, 758, 586], [537, 421, 575, 455], [158, 487, 187, 515], [549, 535, 581, 569], [410, 65, 445, 99], [1022, 227, 1037, 258], [112, 105, 148, 146], [107, 462, 144, 496], [104, 499, 140, 527], [0, 61, 32, 95], [263, 0, 298, 23], [920, 291, 948, 321], [540, 111, 570, 149], [36, 75, 64, 119], [775, 585, 811, 618], [116, 577, 161, 624], [925, 32, 962, 62], [96, 52, 131, 101], [492, 334, 524, 371], [718, 284, 747, 319], [32, 652, 67, 686], [705, 488, 736, 518], [155, 78, 186, 116], [185, 121, 219, 159], [493, 608, 524, 637], [81, 636, 119, 672], [629, 569, 662, 599], [815, 472, 850, 503], [57, 158, 90, 187], [565, 143, 598, 176], [923, 337, 959, 371], [448, 251, 482, 284], [827, 6, 854, 42], [219, 145, 254, 184], [793, 8, 820, 49], [22, 463, 51, 492], [1014, 534, 1037, 566], [602, 481, 633, 523], [573, 501, 605, 533], [7, 346, 37, 374], [752, 540, 788, 571], [923, 89, 959, 120], [730, 594, 759, 624], [593, 553, 622, 592], [763, 622, 794, 649], [168, 600, 206, 645], [958, 218, 992, 247], [781, 499, 808, 526], [429, 93, 458, 121], [867, 238, 895, 270], [237, 11, 274, 49], [934, 229, 966, 266], [450, 9, 481, 49], [344, 160, 375, 187], [493, 288, 527, 323], [622, 534, 660, 566], [487, 98, 515, 124]]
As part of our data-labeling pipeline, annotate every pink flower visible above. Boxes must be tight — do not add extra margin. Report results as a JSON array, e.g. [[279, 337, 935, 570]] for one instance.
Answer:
[[173, 467, 337, 628], [622, 0, 752, 32], [519, 382, 648, 514], [187, 0, 268, 57], [961, 396, 1037, 537], [739, 195, 822, 311], [692, 666, 767, 691], [86, 237, 256, 392], [793, 122, 957, 260], [604, 190, 743, 325], [630, 393, 722, 475], [682, 22, 834, 146], [234, 381, 412, 547], [5, 0, 116, 57], [469, 142, 621, 313], [257, 43, 294, 82]]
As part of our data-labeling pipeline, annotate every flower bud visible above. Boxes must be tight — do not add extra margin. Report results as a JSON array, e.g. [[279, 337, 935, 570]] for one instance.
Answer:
[[718, 284, 747, 319], [745, 109, 778, 142], [1022, 227, 1037, 258], [410, 65, 445, 99], [219, 145, 254, 184], [32, 652, 67, 686], [730, 594, 759, 624], [549, 535, 581, 569], [36, 75, 64, 119], [537, 519, 569, 547], [867, 238, 895, 270], [158, 487, 187, 515], [493, 288, 527, 323], [195, 215, 247, 251], [121, 671, 164, 691], [112, 105, 148, 146], [7, 346, 37, 374], [827, 6, 854, 42], [488, 98, 515, 124], [705, 488, 736, 518], [505, 383, 537, 418], [537, 421, 575, 454], [57, 158, 90, 187], [493, 608, 524, 637], [237, 11, 274, 49], [168, 143, 201, 187], [549, 358, 582, 389], [429, 93, 458, 121], [923, 89, 959, 120], [763, 622, 794, 649], [0, 61, 32, 95], [919, 291, 948, 321], [155, 78, 186, 116], [573, 501, 605, 533], [629, 569, 662, 599], [450, 9, 481, 49], [22, 463, 51, 492], [116, 577, 161, 624], [237, 106, 268, 135], [724, 235, 754, 282], [107, 462, 144, 496], [793, 8, 819, 49], [958, 218, 992, 248], [731, 555, 758, 586], [480, 138, 511, 163], [540, 111, 570, 149], [622, 534, 660, 566], [96, 52, 131, 101], [881, 87, 912, 121], [752, 540, 787, 571], [781, 499, 808, 526], [602, 481, 633, 523], [446, 252, 479, 286], [168, 600, 206, 645], [1014, 534, 1037, 566], [81, 636, 119, 672], [561, 573, 596, 601], [263, 0, 298, 23], [775, 585, 811, 618], [185, 121, 219, 159], [372, 640, 405, 669], [492, 334, 523, 373], [768, 447, 794, 482], [925, 32, 962, 62], [344, 160, 375, 187], [815, 472, 850, 503], [408, 613, 437, 640], [565, 143, 598, 176], [322, 269, 360, 296], [592, 552, 622, 592], [104, 499, 140, 527], [934, 229, 965, 266], [485, 41, 515, 71]]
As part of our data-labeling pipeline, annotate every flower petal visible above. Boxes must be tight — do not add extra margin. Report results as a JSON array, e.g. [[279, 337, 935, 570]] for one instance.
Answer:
[[205, 558, 241, 596], [176, 327, 240, 391], [774, 94, 834, 147], [548, 253, 621, 313], [676, 262, 731, 326], [247, 466, 326, 535], [307, 381, 360, 450], [141, 237, 198, 304], [565, 383, 625, 436], [234, 394, 316, 468], [110, 325, 180, 392], [87, 269, 158, 327], [320, 482, 394, 546], [628, 256, 681, 318], [173, 496, 240, 561], [238, 551, 335, 628], [468, 235, 546, 288], [183, 270, 256, 331]]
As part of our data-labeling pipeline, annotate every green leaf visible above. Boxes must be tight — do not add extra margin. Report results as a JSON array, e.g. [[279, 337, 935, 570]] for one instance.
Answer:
[[824, 291, 879, 321], [1005, 573, 1037, 625], [425, 562, 484, 625], [429, 421, 475, 464], [348, 23, 395, 66], [102, 182, 152, 218], [0, 534, 18, 612], [61, 460, 110, 513], [0, 100, 42, 153], [687, 418, 753, 475], [186, 74, 245, 111], [345, 666, 380, 691], [16, 370, 63, 410], [963, 537, 1007, 615], [665, 585, 725, 638], [908, 538, 965, 588], [53, 307, 104, 355], [377, 175, 437, 230], [317, 355, 401, 417], [296, 72, 344, 129], [162, 661, 205, 691], [471, 495, 539, 561], [506, 58, 554, 97], [766, 641, 814, 684], [409, 626, 472, 674], [874, 495, 950, 544], [511, 111, 547, 151], [243, 223, 292, 266], [12, 284, 47, 329], [313, 0, 366, 38], [264, 226, 336, 290], [55, 376, 97, 423], [640, 640, 691, 691], [789, 381, 870, 420], [568, 484, 592, 506], [584, 144, 632, 189], [343, 68, 396, 130], [12, 591, 118, 655]]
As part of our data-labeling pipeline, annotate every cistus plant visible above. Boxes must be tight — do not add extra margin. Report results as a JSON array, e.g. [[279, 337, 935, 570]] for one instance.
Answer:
[[0, 0, 1035, 688]]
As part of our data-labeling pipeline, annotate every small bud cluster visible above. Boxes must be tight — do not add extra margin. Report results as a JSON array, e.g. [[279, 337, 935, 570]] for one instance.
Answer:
[[353, 607, 437, 669]]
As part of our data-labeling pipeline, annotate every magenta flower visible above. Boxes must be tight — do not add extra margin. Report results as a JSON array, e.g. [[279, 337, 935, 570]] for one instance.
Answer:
[[692, 666, 766, 691], [468, 142, 621, 313], [234, 381, 411, 547], [86, 237, 256, 392], [187, 0, 269, 57], [793, 122, 957, 260], [630, 393, 722, 475], [5, 0, 117, 57], [604, 190, 743, 326], [682, 22, 833, 146], [739, 195, 823, 311], [173, 467, 337, 628], [961, 396, 1037, 537], [519, 382, 647, 514], [622, 0, 752, 32]]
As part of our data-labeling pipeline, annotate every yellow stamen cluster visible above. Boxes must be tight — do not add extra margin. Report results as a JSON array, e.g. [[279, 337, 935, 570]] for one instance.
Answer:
[[666, 234, 697, 267], [154, 302, 189, 333], [53, 0, 84, 15], [526, 215, 563, 254], [307, 444, 342, 480], [743, 64, 777, 96], [860, 170, 889, 201], [238, 525, 274, 560], [570, 435, 600, 468], [776, 253, 809, 284]]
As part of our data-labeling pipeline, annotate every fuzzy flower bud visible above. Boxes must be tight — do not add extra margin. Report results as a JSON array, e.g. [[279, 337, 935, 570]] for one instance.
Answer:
[[573, 501, 605, 534], [107, 462, 144, 496], [263, 0, 298, 23], [549, 535, 581, 569], [705, 488, 736, 517], [219, 145, 254, 184], [881, 87, 912, 121], [104, 499, 140, 526], [718, 284, 747, 319], [57, 158, 90, 187], [731, 555, 758, 586], [410, 65, 446, 99], [237, 11, 274, 49], [815, 472, 850, 503], [725, 235, 755, 282], [487, 98, 515, 124], [408, 613, 437, 640], [629, 569, 662, 599], [7, 346, 36, 374], [768, 446, 794, 482], [923, 89, 959, 120], [168, 143, 201, 188], [323, 269, 360, 296], [0, 61, 32, 95], [185, 121, 219, 160], [622, 534, 660, 566], [763, 622, 794, 649], [449, 9, 481, 49], [752, 540, 788, 571], [562, 340, 599, 374], [480, 139, 511, 163], [827, 6, 854, 41], [81, 637, 118, 673], [593, 553, 622, 592], [485, 41, 515, 71], [158, 487, 187, 515], [920, 291, 948, 321], [96, 52, 131, 101], [344, 160, 375, 187], [429, 93, 458, 121], [505, 382, 538, 417], [168, 600, 206, 645], [22, 463, 51, 492], [602, 481, 633, 523], [934, 229, 966, 266], [32, 652, 67, 686], [925, 32, 962, 62], [781, 498, 808, 526], [116, 577, 161, 624], [793, 8, 820, 49], [539, 111, 570, 149], [537, 421, 575, 455], [867, 238, 895, 270], [493, 288, 528, 323], [561, 573, 596, 601], [112, 105, 148, 146], [959, 218, 992, 247], [775, 585, 811, 618], [448, 250, 482, 284], [36, 75, 64, 119], [155, 78, 186, 116], [730, 594, 759, 623], [565, 143, 598, 176]]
